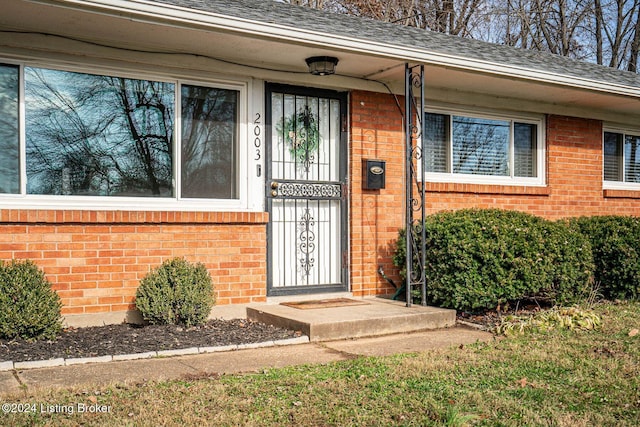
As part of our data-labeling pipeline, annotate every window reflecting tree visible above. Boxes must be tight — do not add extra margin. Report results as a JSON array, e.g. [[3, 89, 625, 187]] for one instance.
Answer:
[[0, 64, 19, 194], [452, 116, 510, 176], [25, 67, 174, 197], [181, 85, 238, 199]]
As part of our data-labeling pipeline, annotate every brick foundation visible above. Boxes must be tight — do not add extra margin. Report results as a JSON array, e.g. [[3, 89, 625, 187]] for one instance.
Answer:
[[0, 210, 268, 321]]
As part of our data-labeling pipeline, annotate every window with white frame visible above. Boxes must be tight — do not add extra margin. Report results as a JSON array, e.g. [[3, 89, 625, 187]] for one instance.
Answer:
[[424, 109, 543, 185], [0, 63, 242, 203], [604, 130, 640, 187]]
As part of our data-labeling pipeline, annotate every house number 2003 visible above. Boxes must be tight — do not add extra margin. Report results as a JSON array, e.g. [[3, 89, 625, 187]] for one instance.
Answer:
[[253, 112, 262, 161]]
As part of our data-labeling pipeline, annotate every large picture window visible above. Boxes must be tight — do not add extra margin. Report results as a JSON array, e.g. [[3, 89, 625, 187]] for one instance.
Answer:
[[1, 63, 241, 203], [604, 130, 640, 186], [25, 68, 175, 197], [424, 110, 542, 185]]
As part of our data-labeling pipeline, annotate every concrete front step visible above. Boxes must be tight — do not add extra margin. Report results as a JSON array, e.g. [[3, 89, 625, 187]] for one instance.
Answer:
[[246, 298, 456, 342]]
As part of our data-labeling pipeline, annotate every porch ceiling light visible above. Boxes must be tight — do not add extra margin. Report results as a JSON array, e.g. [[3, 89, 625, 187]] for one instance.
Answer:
[[305, 56, 339, 76]]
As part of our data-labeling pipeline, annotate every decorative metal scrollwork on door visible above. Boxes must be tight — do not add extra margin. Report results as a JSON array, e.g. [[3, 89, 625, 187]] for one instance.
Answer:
[[298, 208, 316, 277], [270, 181, 342, 199]]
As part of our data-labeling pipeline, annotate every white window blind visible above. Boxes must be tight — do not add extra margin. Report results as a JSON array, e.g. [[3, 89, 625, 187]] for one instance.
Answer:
[[625, 135, 640, 183], [424, 112, 449, 173], [514, 123, 536, 178], [604, 131, 640, 185], [604, 132, 623, 182]]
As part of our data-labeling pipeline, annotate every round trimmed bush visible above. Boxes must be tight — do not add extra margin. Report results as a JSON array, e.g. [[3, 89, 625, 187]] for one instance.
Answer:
[[571, 216, 640, 300], [0, 260, 63, 340], [135, 258, 215, 327], [394, 209, 594, 312]]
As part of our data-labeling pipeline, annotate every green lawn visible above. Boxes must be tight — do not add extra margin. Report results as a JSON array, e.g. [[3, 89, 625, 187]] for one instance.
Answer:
[[2, 301, 639, 426]]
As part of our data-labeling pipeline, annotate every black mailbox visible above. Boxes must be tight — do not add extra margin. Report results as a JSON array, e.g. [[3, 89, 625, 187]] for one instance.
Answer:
[[362, 159, 386, 190]]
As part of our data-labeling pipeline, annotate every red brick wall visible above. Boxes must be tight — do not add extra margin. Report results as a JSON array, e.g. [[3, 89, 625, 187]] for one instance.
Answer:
[[349, 92, 640, 298], [349, 91, 406, 297], [4, 95, 639, 316], [0, 210, 268, 317]]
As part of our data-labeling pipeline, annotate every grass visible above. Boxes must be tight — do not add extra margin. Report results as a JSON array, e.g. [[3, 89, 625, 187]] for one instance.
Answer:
[[2, 301, 639, 426]]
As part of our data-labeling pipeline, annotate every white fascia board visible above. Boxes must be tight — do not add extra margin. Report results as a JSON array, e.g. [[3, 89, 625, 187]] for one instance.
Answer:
[[32, 0, 640, 99]]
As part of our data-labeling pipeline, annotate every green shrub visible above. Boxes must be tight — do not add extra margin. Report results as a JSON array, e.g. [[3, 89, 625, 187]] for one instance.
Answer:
[[571, 216, 640, 300], [541, 219, 594, 305], [135, 258, 215, 327], [0, 260, 63, 340], [393, 209, 594, 312]]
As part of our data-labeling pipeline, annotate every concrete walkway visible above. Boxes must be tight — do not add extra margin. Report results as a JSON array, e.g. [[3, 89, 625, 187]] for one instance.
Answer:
[[0, 326, 492, 397]]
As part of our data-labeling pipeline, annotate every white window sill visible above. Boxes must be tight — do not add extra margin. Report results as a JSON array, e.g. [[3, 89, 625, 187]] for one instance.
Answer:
[[603, 181, 640, 192], [0, 195, 257, 213], [425, 173, 545, 188]]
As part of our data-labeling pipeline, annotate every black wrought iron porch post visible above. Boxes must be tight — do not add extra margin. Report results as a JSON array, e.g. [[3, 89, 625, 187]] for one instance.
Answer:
[[404, 64, 427, 307]]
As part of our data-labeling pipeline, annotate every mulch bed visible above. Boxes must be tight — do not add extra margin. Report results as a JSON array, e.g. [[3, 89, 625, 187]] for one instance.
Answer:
[[0, 319, 301, 363], [1, 304, 540, 363]]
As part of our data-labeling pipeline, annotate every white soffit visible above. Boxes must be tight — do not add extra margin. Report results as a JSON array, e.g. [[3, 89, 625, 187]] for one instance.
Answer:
[[45, 0, 640, 96], [3, 0, 640, 120]]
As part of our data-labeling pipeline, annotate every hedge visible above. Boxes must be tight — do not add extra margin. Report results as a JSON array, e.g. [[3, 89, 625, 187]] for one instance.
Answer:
[[571, 216, 640, 300], [393, 209, 594, 312]]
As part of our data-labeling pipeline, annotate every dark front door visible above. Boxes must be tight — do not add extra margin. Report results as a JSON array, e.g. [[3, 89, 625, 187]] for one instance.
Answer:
[[265, 84, 348, 296]]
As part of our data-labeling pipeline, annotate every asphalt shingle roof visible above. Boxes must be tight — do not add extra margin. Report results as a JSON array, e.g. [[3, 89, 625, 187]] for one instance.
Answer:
[[153, 0, 640, 89]]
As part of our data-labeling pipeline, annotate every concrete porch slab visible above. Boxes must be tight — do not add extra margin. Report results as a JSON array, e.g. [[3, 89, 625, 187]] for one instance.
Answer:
[[246, 297, 456, 342]]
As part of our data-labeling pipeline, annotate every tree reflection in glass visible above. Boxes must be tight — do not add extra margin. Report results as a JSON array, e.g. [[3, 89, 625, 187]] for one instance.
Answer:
[[25, 67, 174, 197]]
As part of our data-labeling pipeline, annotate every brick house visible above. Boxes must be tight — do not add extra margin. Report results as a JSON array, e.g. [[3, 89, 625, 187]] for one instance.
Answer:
[[1, 0, 639, 326]]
